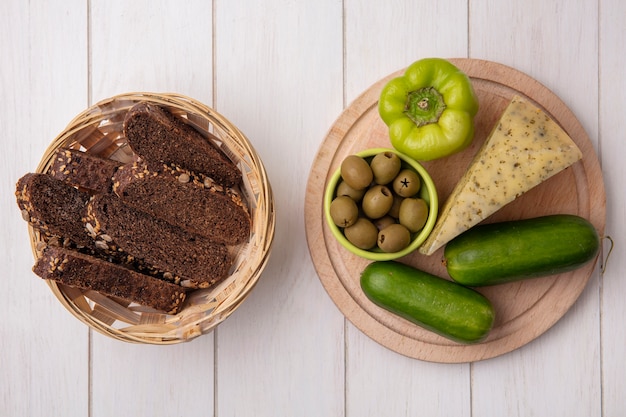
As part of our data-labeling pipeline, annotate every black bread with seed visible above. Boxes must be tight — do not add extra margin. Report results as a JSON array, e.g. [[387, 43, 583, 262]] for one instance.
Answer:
[[33, 246, 187, 314], [112, 161, 250, 245], [123, 102, 242, 187], [16, 173, 182, 284], [48, 148, 122, 193], [85, 193, 232, 289], [16, 173, 93, 248]]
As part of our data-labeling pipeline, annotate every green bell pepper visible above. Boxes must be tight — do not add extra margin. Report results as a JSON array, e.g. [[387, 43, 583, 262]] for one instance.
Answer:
[[378, 58, 479, 161]]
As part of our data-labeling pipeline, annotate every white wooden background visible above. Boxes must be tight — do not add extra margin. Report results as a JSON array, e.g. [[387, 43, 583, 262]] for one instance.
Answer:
[[1, 1, 624, 416]]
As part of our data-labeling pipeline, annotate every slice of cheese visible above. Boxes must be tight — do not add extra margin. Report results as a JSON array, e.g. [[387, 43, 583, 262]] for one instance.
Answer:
[[419, 95, 583, 256]]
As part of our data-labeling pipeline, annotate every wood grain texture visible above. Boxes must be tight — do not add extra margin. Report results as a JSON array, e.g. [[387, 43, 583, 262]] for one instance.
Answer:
[[91, 333, 215, 416], [469, 1, 603, 416], [88, 2, 216, 416], [342, 3, 475, 415], [0, 2, 89, 417], [213, 1, 346, 416], [599, 1, 626, 416], [346, 323, 471, 417], [1, 0, 624, 416], [344, 0, 470, 102], [90, 0, 213, 105]]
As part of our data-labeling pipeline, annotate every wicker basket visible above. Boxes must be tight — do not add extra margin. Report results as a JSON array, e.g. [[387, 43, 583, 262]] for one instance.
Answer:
[[28, 92, 275, 344]]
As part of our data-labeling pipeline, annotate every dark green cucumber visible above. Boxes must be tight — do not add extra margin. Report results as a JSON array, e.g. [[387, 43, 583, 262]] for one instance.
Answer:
[[360, 261, 495, 344], [444, 214, 600, 286]]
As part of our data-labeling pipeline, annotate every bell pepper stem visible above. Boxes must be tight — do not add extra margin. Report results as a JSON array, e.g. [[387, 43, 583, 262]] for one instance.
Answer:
[[404, 87, 446, 127]]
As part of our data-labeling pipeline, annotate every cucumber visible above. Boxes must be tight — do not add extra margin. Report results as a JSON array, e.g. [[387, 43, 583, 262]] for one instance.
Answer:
[[444, 214, 600, 286], [360, 261, 495, 344]]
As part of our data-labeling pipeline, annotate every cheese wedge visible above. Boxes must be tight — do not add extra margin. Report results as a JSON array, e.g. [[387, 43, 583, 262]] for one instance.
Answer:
[[419, 95, 582, 256]]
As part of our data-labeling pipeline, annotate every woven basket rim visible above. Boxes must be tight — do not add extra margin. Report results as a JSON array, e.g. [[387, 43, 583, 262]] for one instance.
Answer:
[[28, 91, 275, 344]]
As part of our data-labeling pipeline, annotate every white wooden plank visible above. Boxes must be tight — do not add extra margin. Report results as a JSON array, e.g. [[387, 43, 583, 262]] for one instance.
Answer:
[[213, 1, 345, 416], [90, 0, 213, 104], [0, 1, 89, 417], [4, 1, 623, 416], [470, 287, 601, 416], [88, 1, 215, 416], [469, 0, 600, 143], [346, 323, 471, 417], [91, 332, 215, 416], [599, 0, 626, 415], [345, 0, 472, 103], [343, 1, 473, 416], [469, 1, 602, 415]]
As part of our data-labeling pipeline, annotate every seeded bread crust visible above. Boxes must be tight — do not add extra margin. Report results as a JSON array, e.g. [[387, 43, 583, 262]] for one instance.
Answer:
[[16, 173, 93, 248], [16, 173, 183, 284], [112, 161, 250, 245], [48, 148, 122, 193], [33, 246, 187, 314], [123, 102, 242, 187], [84, 193, 232, 289]]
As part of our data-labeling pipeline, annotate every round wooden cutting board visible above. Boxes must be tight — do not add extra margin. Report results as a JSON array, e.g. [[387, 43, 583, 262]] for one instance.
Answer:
[[304, 58, 606, 363]]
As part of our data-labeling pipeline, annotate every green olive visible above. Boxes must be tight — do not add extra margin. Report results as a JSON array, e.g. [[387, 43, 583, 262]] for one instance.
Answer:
[[393, 169, 421, 197], [370, 152, 402, 185], [340, 155, 373, 190], [361, 185, 394, 219], [377, 223, 411, 253], [374, 215, 396, 231], [344, 217, 378, 250], [336, 180, 366, 202], [329, 196, 359, 228], [399, 198, 429, 232]]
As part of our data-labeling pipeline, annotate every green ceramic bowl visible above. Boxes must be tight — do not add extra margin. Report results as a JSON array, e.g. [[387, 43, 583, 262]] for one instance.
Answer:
[[324, 148, 438, 261]]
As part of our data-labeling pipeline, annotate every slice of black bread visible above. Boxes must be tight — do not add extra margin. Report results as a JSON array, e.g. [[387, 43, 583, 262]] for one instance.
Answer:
[[33, 246, 187, 314], [16, 173, 184, 285], [48, 147, 122, 193], [84, 193, 232, 289], [16, 173, 93, 248], [123, 102, 242, 187], [112, 162, 250, 245]]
